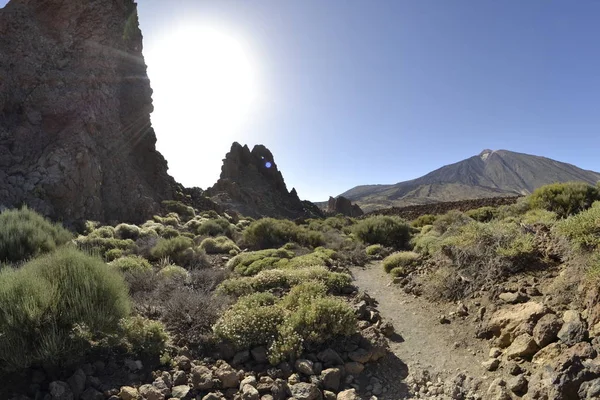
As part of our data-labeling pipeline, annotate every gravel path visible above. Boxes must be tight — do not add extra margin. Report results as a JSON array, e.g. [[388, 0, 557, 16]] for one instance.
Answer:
[[351, 263, 500, 398]]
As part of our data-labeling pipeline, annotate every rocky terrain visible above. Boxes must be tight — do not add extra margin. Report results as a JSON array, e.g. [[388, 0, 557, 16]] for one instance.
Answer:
[[206, 143, 323, 220], [363, 196, 520, 220], [0, 0, 177, 225], [337, 150, 600, 212], [2, 1, 600, 400]]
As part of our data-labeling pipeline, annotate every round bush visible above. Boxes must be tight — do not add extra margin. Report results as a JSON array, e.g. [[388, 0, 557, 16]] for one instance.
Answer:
[[528, 182, 600, 218], [352, 216, 411, 249], [0, 247, 130, 370], [110, 256, 152, 273], [200, 236, 240, 254], [0, 207, 72, 263], [382, 251, 420, 274], [114, 223, 141, 240]]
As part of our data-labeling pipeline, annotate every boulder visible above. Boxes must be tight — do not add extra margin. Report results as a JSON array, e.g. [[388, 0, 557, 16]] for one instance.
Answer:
[[485, 302, 548, 347], [336, 389, 360, 400], [288, 383, 322, 400], [118, 386, 140, 400], [49, 381, 74, 400], [215, 362, 239, 389], [532, 342, 567, 365], [172, 370, 188, 386], [557, 310, 588, 346], [499, 292, 528, 304], [138, 384, 164, 400], [486, 378, 511, 400], [295, 359, 315, 376], [533, 313, 562, 347], [317, 349, 344, 367], [482, 358, 500, 371], [505, 333, 539, 360], [579, 378, 600, 399], [320, 368, 342, 392], [170, 385, 190, 399], [344, 362, 365, 376], [67, 369, 86, 399], [241, 384, 260, 400], [507, 375, 528, 395], [191, 365, 213, 390]]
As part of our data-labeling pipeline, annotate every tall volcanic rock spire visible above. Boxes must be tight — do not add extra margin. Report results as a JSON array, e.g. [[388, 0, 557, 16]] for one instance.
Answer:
[[0, 0, 176, 224], [206, 142, 323, 219]]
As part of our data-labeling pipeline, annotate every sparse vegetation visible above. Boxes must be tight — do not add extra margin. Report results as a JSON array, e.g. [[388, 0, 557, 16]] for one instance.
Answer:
[[0, 207, 72, 263], [243, 218, 325, 249], [0, 247, 130, 371], [199, 236, 240, 254], [528, 181, 600, 217], [554, 201, 600, 250], [352, 215, 412, 249], [382, 251, 420, 275]]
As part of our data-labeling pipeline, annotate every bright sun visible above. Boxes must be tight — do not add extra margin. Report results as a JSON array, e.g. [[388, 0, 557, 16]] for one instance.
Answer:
[[145, 23, 261, 187]]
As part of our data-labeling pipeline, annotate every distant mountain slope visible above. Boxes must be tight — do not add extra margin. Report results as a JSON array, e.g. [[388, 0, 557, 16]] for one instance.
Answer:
[[338, 150, 600, 212]]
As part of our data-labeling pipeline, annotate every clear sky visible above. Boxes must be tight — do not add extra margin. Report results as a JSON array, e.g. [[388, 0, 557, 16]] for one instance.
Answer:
[[3, 1, 600, 201]]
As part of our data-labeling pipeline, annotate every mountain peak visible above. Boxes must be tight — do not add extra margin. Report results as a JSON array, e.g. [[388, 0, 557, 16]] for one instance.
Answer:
[[479, 149, 494, 161]]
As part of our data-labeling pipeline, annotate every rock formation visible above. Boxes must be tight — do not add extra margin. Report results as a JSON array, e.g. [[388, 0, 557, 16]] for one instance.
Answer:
[[327, 196, 364, 217], [0, 0, 176, 225], [206, 143, 322, 219]]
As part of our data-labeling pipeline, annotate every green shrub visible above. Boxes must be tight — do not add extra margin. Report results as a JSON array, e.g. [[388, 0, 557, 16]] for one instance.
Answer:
[[218, 266, 352, 297], [520, 209, 558, 226], [114, 223, 141, 240], [110, 256, 152, 273], [411, 214, 437, 228], [158, 264, 190, 281], [411, 229, 442, 256], [214, 287, 356, 364], [75, 236, 136, 256], [0, 207, 72, 263], [153, 215, 180, 227], [352, 216, 411, 249], [150, 237, 207, 267], [227, 249, 295, 276], [243, 218, 325, 249], [466, 206, 499, 223], [160, 226, 181, 239], [197, 218, 234, 238], [201, 210, 220, 219], [366, 244, 385, 256], [118, 316, 169, 359], [0, 248, 130, 370], [213, 293, 283, 349], [279, 247, 337, 269], [432, 210, 472, 234], [382, 251, 420, 274], [104, 248, 123, 262], [554, 202, 600, 250], [390, 267, 405, 278], [442, 221, 535, 259], [269, 293, 356, 364], [139, 228, 159, 240], [90, 226, 115, 238], [200, 236, 240, 254], [528, 182, 600, 218], [162, 200, 196, 222]]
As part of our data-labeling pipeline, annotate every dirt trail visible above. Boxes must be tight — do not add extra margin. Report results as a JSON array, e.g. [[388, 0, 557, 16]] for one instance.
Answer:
[[351, 263, 499, 389]]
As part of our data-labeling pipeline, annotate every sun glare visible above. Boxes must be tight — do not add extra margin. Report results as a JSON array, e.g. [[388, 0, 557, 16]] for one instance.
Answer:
[[146, 23, 261, 187]]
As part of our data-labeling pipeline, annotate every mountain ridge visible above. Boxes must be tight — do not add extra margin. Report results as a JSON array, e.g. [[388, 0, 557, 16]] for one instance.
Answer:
[[333, 149, 600, 212]]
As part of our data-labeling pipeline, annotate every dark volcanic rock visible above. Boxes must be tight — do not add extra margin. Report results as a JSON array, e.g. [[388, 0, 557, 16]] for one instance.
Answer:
[[206, 142, 323, 219], [0, 0, 176, 225], [327, 196, 363, 217]]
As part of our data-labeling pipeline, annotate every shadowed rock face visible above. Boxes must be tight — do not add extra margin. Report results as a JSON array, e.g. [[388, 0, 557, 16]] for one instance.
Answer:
[[327, 196, 363, 217], [0, 0, 175, 225], [207, 142, 322, 219]]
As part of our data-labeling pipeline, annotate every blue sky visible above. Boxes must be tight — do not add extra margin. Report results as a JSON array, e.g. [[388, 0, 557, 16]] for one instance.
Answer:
[[3, 1, 600, 201]]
